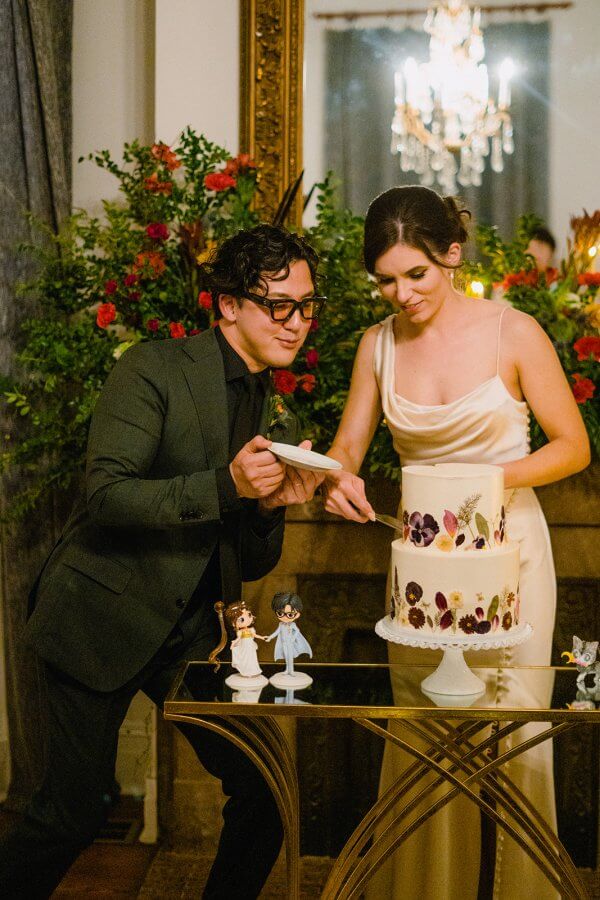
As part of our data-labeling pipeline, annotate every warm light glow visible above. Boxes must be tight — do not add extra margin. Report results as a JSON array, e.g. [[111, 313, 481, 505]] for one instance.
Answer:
[[391, 1, 515, 193], [469, 280, 485, 298], [589, 245, 598, 258]]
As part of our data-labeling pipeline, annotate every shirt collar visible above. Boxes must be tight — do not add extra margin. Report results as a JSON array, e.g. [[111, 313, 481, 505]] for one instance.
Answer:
[[214, 323, 271, 390]]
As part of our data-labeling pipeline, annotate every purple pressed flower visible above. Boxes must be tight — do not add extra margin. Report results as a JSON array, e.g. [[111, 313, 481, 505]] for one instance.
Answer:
[[408, 607, 426, 629], [492, 615, 500, 630], [475, 620, 492, 635], [459, 614, 477, 634], [409, 511, 440, 547], [455, 533, 466, 547], [439, 610, 454, 630], [405, 582, 423, 606], [471, 537, 486, 550], [435, 591, 448, 611], [475, 607, 484, 620]]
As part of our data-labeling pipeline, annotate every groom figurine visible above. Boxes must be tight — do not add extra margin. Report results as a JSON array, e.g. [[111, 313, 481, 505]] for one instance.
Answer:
[[0, 224, 324, 899]]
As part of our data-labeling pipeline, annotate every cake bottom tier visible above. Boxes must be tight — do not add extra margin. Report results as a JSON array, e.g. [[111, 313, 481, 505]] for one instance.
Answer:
[[389, 540, 521, 637]]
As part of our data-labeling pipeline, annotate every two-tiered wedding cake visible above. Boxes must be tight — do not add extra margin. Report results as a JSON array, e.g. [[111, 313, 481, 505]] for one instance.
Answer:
[[388, 464, 521, 638]]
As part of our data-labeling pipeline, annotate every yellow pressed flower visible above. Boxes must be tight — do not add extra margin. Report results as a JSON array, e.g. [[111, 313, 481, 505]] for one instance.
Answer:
[[448, 591, 464, 608], [435, 534, 454, 552]]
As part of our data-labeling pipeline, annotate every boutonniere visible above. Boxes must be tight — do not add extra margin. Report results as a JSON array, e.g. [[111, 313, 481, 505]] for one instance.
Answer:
[[267, 392, 292, 437]]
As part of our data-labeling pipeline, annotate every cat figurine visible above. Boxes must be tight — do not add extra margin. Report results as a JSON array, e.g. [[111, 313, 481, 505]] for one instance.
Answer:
[[567, 635, 600, 700]]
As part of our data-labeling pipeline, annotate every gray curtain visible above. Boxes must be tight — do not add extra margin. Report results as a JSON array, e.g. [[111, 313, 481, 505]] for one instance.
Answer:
[[325, 23, 549, 234], [0, 0, 72, 810]]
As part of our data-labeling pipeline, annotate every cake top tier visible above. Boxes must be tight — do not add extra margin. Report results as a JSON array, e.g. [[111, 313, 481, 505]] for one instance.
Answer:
[[400, 463, 506, 551]]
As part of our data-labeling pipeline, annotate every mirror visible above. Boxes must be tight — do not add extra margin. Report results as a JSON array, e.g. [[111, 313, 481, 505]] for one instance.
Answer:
[[302, 0, 600, 250]]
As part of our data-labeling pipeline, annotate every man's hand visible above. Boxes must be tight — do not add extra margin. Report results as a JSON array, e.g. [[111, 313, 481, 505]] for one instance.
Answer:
[[230, 435, 285, 499], [321, 469, 375, 523], [259, 440, 326, 510]]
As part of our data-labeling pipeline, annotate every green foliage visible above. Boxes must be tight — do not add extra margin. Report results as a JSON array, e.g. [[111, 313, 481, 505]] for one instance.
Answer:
[[469, 213, 600, 457], [3, 134, 598, 519], [287, 177, 398, 479]]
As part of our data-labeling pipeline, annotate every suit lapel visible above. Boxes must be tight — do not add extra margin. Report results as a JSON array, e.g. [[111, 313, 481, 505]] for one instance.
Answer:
[[180, 330, 229, 468]]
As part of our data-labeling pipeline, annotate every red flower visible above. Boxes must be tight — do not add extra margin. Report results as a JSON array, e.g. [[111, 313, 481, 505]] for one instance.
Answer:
[[573, 336, 600, 361], [128, 291, 140, 302], [571, 373, 596, 404], [502, 269, 538, 290], [310, 319, 319, 332], [545, 268, 559, 285], [146, 222, 169, 242], [169, 322, 186, 339], [198, 290, 213, 309], [123, 273, 138, 287], [305, 349, 319, 368], [223, 153, 256, 176], [273, 369, 297, 395], [150, 142, 181, 171], [298, 374, 316, 393], [134, 250, 166, 278], [578, 272, 600, 287], [204, 172, 236, 192], [97, 302, 116, 328], [104, 279, 118, 295], [189, 328, 202, 336], [144, 172, 173, 195], [146, 318, 160, 332]]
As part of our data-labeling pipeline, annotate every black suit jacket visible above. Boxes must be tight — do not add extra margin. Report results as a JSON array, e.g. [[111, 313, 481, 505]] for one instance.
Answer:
[[25, 329, 300, 691]]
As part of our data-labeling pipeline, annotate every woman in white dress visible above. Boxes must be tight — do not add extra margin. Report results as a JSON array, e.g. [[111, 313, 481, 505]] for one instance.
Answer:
[[225, 601, 267, 678], [323, 186, 590, 900]]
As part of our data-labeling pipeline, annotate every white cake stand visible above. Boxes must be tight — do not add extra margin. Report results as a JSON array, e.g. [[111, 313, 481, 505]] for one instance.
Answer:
[[375, 616, 533, 696]]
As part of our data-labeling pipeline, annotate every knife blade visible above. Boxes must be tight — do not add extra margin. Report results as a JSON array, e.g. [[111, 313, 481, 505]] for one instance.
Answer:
[[374, 512, 404, 531]]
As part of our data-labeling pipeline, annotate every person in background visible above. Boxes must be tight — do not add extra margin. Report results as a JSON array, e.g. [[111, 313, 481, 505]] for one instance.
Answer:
[[526, 226, 556, 273]]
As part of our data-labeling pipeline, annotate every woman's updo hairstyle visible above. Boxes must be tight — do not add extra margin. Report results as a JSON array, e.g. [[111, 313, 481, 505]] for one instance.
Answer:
[[363, 185, 471, 274]]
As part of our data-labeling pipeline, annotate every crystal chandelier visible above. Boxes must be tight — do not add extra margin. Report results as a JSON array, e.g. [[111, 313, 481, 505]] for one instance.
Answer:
[[391, 0, 515, 193]]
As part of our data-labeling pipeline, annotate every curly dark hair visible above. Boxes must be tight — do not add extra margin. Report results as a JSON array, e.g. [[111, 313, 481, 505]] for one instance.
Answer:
[[199, 224, 319, 319]]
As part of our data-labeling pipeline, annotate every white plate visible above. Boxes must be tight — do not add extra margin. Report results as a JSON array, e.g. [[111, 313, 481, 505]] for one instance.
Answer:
[[269, 442, 343, 472]]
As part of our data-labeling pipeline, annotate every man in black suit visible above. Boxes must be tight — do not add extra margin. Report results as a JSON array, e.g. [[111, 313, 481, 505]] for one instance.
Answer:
[[0, 224, 325, 898]]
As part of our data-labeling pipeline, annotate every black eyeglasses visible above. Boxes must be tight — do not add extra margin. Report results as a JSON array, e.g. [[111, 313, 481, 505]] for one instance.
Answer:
[[276, 610, 298, 619], [244, 292, 327, 323]]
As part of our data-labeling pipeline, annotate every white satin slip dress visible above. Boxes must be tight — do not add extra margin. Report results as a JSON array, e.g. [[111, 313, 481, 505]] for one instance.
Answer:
[[365, 308, 558, 900]]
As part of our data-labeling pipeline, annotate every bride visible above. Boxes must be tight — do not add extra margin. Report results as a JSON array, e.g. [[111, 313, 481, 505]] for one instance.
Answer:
[[323, 185, 590, 899]]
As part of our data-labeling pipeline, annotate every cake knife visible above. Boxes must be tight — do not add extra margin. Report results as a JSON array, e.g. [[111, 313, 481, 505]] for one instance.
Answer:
[[374, 512, 404, 531]]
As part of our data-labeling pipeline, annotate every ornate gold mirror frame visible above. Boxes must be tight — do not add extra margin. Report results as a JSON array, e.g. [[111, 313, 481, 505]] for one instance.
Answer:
[[240, 0, 304, 227]]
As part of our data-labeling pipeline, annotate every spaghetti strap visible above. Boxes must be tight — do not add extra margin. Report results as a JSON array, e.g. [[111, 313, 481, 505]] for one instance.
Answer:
[[496, 307, 508, 376]]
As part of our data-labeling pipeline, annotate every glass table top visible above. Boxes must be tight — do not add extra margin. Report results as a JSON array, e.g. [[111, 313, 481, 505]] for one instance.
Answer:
[[164, 661, 600, 721]]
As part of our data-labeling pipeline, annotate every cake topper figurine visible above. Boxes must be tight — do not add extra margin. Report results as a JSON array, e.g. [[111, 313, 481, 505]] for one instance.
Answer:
[[266, 591, 313, 689], [210, 600, 269, 689], [562, 635, 600, 705]]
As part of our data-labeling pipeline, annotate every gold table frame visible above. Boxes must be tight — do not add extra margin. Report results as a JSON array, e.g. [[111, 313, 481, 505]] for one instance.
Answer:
[[164, 662, 598, 899]]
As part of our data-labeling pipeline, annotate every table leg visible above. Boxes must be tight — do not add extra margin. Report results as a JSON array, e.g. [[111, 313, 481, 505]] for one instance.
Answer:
[[166, 713, 300, 899], [321, 717, 588, 900]]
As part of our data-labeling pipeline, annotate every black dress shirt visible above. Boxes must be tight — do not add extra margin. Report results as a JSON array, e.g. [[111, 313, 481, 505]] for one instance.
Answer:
[[188, 325, 284, 609]]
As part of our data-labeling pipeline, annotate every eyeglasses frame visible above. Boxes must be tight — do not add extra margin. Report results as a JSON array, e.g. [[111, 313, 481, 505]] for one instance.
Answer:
[[242, 291, 327, 323]]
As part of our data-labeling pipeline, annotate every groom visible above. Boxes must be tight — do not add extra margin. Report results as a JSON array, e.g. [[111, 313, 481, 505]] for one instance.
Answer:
[[0, 224, 324, 899]]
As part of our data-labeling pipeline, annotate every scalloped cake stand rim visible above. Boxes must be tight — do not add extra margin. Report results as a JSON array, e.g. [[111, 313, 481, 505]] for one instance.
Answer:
[[375, 617, 533, 652]]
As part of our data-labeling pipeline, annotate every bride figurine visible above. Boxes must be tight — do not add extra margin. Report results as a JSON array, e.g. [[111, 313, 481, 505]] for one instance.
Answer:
[[222, 601, 269, 689], [267, 592, 313, 689]]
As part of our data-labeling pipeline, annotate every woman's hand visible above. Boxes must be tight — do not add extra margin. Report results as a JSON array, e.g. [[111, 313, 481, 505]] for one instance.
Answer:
[[322, 470, 375, 523]]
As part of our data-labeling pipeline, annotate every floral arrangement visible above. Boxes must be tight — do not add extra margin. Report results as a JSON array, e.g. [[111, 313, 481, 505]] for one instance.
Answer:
[[2, 130, 597, 517], [1, 129, 319, 515], [402, 494, 506, 551], [465, 211, 600, 455]]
